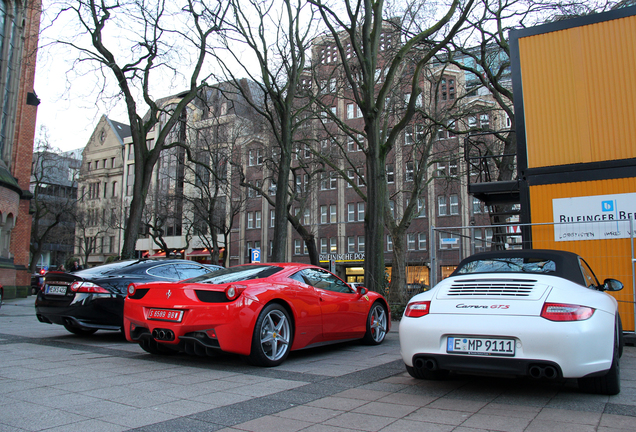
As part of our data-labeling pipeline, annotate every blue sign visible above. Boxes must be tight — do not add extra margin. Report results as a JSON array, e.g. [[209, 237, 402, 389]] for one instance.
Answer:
[[601, 201, 614, 212], [251, 248, 261, 263]]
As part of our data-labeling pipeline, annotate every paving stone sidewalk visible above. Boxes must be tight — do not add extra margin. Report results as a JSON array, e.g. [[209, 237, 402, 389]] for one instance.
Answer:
[[1, 297, 634, 432]]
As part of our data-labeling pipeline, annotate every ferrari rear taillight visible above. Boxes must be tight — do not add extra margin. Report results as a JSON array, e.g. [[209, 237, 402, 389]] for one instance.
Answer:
[[541, 303, 595, 321], [225, 284, 246, 300], [70, 281, 110, 294], [404, 301, 431, 318], [127, 284, 136, 296]]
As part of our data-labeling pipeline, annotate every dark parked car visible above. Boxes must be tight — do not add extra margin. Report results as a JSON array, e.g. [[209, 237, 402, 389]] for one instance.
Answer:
[[35, 259, 219, 335]]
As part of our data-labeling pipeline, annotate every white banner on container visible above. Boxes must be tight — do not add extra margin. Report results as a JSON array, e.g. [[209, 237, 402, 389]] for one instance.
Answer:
[[552, 193, 636, 241]]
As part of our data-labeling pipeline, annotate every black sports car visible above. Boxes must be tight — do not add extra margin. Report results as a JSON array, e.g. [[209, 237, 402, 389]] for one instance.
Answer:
[[35, 259, 219, 335]]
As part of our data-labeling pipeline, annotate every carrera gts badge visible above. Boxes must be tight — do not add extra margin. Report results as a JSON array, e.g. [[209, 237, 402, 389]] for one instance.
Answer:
[[166, 290, 172, 299]]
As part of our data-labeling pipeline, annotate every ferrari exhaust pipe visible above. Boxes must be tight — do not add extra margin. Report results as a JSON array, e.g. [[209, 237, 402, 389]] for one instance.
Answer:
[[152, 329, 175, 341]]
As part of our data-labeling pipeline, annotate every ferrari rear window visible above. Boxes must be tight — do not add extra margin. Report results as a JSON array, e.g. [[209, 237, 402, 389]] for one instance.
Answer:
[[186, 265, 283, 284], [456, 258, 557, 275]]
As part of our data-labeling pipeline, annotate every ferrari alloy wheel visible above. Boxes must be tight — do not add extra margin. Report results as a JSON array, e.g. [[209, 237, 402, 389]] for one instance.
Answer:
[[63, 323, 98, 336], [362, 302, 388, 345], [249, 304, 293, 367]]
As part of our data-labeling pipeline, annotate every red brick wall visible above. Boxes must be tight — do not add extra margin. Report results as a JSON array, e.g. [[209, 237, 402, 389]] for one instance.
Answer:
[[4, 1, 42, 294]]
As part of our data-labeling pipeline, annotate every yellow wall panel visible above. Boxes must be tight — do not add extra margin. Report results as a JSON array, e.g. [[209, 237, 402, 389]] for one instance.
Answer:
[[518, 14, 636, 168], [529, 179, 636, 331]]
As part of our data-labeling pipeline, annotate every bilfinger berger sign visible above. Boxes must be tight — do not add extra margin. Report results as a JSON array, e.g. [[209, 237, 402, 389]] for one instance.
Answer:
[[552, 193, 636, 241]]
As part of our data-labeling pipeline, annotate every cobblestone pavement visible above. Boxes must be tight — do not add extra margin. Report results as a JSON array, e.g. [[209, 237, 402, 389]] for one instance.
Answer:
[[1, 296, 635, 432]]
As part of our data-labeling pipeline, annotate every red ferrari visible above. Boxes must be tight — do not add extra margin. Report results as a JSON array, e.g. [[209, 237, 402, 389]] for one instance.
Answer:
[[124, 263, 390, 366]]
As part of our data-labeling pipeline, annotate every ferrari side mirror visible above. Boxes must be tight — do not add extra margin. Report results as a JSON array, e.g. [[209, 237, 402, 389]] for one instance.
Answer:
[[357, 286, 367, 295]]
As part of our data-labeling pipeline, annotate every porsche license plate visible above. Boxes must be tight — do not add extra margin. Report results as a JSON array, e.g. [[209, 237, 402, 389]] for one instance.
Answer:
[[45, 285, 67, 295], [147, 309, 184, 322], [447, 336, 515, 356]]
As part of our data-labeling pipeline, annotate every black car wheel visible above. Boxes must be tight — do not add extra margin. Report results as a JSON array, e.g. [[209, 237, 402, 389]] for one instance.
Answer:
[[578, 319, 621, 395], [63, 323, 98, 336], [248, 303, 293, 367], [362, 302, 388, 345]]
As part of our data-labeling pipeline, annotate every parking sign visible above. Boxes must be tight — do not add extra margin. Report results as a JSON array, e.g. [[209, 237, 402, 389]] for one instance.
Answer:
[[250, 248, 261, 263]]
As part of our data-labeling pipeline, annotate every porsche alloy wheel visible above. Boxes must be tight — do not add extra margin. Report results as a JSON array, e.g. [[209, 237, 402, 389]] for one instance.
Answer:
[[362, 302, 388, 345], [578, 319, 621, 395], [249, 304, 293, 367]]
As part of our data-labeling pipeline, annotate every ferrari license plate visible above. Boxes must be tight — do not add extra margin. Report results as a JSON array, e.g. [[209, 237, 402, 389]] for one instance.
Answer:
[[147, 309, 184, 322], [45, 285, 67, 295], [447, 336, 515, 356]]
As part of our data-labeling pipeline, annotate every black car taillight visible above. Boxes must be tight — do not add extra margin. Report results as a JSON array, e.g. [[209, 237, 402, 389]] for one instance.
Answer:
[[69, 281, 110, 294]]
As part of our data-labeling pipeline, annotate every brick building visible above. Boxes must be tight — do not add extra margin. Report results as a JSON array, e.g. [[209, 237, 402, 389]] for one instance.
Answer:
[[0, 0, 42, 300]]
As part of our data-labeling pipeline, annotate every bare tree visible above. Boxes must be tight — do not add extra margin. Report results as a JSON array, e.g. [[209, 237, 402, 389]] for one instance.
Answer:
[[309, 0, 474, 292], [30, 132, 79, 272], [211, 0, 320, 262], [45, 0, 229, 258]]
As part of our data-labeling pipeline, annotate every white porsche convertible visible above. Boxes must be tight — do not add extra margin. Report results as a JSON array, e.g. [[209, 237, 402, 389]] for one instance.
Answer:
[[399, 249, 624, 395]]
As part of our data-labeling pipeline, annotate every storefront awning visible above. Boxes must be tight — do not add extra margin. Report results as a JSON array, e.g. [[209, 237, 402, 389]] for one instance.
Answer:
[[187, 249, 210, 257]]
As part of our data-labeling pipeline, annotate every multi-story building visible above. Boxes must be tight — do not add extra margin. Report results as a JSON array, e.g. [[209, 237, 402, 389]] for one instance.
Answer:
[[75, 115, 130, 266], [0, 0, 42, 299], [226, 35, 511, 288], [30, 148, 81, 270]]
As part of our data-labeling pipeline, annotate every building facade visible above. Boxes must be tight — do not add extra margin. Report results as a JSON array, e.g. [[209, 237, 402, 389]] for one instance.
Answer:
[[75, 115, 130, 267], [0, 0, 42, 299]]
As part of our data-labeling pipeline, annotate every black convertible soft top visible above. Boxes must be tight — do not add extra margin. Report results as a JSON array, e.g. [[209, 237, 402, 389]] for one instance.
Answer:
[[451, 249, 589, 286]]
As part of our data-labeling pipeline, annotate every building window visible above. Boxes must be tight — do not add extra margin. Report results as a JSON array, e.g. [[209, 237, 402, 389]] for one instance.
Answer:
[[358, 236, 365, 253], [404, 125, 415, 145], [330, 237, 337, 253], [357, 202, 365, 221], [348, 203, 355, 222], [320, 205, 328, 224], [247, 212, 254, 229], [435, 161, 446, 177], [449, 159, 458, 177], [450, 194, 459, 215], [270, 210, 275, 227], [294, 239, 302, 255], [386, 164, 394, 183], [407, 233, 416, 251], [329, 204, 337, 223], [472, 197, 482, 214], [438, 196, 448, 216], [418, 233, 427, 250], [126, 164, 135, 195], [330, 171, 338, 190], [348, 236, 355, 253], [405, 162, 414, 182], [255, 211, 262, 228], [357, 169, 365, 187], [320, 238, 328, 254], [417, 198, 426, 217], [386, 235, 393, 252]]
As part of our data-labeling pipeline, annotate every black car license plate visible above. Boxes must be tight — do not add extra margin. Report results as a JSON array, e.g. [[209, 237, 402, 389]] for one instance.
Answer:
[[45, 285, 67, 295]]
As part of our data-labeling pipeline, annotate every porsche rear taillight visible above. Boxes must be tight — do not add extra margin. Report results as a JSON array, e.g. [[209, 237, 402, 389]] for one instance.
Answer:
[[404, 301, 431, 318], [225, 284, 246, 300], [70, 281, 110, 294], [541, 303, 595, 321]]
